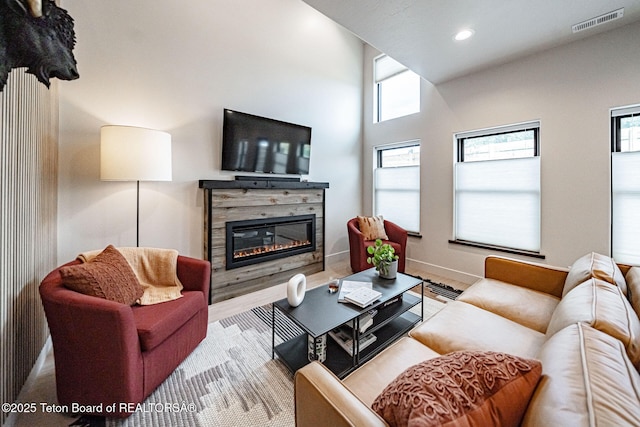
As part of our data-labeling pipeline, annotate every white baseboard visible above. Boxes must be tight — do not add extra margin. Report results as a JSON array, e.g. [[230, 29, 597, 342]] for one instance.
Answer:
[[325, 250, 349, 267], [407, 258, 480, 285], [327, 252, 481, 285]]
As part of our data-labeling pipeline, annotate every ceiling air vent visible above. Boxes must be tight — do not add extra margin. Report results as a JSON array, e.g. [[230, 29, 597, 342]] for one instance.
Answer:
[[572, 8, 624, 33]]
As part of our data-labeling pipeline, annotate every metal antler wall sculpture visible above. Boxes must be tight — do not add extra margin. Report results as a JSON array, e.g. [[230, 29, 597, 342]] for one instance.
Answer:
[[0, 0, 79, 91]]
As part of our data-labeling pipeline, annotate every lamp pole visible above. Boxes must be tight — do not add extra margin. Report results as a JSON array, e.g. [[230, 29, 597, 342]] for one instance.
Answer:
[[136, 180, 140, 247]]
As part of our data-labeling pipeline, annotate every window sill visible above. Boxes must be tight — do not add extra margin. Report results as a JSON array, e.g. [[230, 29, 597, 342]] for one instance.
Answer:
[[408, 232, 422, 238], [448, 239, 545, 259]]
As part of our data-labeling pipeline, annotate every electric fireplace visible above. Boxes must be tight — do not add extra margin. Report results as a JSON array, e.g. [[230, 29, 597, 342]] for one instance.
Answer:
[[225, 214, 316, 269]]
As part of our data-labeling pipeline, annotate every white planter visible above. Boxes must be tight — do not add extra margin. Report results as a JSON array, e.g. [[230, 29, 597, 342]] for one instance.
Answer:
[[378, 260, 398, 279]]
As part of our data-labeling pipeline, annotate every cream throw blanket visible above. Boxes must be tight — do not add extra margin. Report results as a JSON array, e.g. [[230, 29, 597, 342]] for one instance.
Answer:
[[78, 247, 183, 305]]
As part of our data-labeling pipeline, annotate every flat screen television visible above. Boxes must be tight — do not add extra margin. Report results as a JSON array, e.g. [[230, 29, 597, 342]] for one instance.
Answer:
[[221, 109, 312, 175]]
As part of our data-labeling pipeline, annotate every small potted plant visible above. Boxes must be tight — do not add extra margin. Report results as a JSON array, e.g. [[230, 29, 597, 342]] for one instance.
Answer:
[[366, 239, 399, 279]]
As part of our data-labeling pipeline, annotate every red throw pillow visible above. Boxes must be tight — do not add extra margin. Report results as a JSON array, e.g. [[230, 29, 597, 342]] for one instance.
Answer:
[[60, 245, 144, 305], [372, 351, 542, 427]]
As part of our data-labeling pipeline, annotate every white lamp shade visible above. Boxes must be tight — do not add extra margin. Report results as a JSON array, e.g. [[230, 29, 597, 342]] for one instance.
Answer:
[[100, 125, 172, 181]]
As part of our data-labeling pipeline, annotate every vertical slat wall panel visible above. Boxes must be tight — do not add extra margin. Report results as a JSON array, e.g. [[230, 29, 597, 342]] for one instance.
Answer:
[[0, 69, 58, 426]]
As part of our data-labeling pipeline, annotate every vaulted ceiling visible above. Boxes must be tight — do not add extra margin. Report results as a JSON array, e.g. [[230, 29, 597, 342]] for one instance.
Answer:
[[302, 0, 640, 84]]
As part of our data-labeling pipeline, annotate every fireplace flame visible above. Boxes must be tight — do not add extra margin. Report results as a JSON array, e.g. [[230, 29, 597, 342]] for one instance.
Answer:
[[234, 240, 311, 259]]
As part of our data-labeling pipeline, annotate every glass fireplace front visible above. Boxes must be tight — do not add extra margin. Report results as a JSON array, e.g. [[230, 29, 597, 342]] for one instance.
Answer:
[[225, 214, 316, 269]]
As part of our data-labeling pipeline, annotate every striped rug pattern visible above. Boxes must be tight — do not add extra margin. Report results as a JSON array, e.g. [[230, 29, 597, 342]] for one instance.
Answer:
[[104, 306, 295, 427], [97, 298, 445, 427]]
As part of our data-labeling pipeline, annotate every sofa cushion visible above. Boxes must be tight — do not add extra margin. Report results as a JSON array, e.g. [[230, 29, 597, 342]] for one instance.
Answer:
[[372, 351, 542, 427], [133, 291, 202, 351], [60, 245, 144, 305], [626, 267, 640, 320], [457, 278, 560, 333], [563, 252, 627, 297], [522, 323, 640, 427], [410, 301, 546, 359], [357, 215, 388, 240], [344, 337, 440, 407], [546, 278, 640, 369]]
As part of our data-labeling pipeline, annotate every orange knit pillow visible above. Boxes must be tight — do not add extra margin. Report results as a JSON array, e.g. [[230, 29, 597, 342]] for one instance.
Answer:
[[60, 245, 144, 305], [372, 351, 542, 427]]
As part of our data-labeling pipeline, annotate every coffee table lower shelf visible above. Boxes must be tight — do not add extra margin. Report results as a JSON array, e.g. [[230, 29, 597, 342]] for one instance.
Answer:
[[274, 311, 421, 379]]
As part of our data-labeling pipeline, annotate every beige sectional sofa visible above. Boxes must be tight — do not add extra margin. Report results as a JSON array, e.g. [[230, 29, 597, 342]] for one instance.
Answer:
[[294, 253, 640, 426]]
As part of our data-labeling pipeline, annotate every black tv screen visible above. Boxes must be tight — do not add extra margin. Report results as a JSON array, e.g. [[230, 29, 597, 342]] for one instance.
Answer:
[[221, 109, 312, 175]]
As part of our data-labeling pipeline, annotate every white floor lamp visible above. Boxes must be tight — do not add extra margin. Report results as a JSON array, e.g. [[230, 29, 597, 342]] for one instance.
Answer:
[[100, 125, 172, 247]]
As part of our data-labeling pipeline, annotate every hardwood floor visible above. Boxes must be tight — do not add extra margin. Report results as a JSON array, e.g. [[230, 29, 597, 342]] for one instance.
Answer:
[[208, 260, 470, 322], [8, 259, 471, 427], [208, 261, 354, 322]]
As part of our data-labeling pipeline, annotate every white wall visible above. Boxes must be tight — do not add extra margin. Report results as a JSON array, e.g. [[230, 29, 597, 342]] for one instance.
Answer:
[[58, 0, 363, 264], [363, 22, 640, 281]]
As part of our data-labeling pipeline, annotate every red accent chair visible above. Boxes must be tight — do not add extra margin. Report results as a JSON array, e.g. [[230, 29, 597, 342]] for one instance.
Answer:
[[39, 255, 211, 418], [347, 217, 408, 273]]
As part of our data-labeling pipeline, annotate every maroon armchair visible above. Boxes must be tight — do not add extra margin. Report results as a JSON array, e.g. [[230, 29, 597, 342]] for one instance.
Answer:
[[347, 217, 408, 273], [39, 255, 210, 418]]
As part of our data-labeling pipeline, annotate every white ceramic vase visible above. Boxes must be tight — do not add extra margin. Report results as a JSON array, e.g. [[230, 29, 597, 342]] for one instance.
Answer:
[[286, 273, 306, 307]]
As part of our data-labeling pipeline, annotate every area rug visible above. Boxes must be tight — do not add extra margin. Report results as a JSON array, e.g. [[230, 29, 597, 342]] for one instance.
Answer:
[[95, 307, 296, 427], [409, 276, 464, 301], [77, 298, 444, 427]]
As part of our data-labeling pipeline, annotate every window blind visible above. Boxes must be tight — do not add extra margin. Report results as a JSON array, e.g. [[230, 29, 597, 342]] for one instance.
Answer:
[[612, 106, 640, 118], [455, 120, 540, 140], [374, 165, 420, 232], [611, 151, 640, 264], [455, 157, 540, 252], [375, 55, 407, 83]]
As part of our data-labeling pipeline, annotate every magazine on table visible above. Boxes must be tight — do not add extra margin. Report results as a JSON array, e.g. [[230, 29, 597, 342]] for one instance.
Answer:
[[337, 280, 373, 302], [344, 287, 382, 308]]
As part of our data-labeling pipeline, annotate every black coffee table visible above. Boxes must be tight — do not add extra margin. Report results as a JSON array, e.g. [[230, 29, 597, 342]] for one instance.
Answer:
[[272, 268, 423, 378]]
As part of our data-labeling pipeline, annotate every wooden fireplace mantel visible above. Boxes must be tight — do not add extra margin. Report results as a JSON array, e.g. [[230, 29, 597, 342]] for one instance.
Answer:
[[200, 179, 329, 303], [199, 179, 329, 190]]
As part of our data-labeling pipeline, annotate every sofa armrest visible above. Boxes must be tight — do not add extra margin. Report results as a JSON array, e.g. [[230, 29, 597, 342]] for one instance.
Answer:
[[295, 362, 387, 427], [347, 219, 366, 243], [348, 219, 369, 272], [176, 255, 211, 303], [484, 256, 568, 298]]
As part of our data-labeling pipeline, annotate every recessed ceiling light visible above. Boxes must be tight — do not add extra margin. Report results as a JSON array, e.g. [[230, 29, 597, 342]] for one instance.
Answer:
[[454, 29, 474, 41]]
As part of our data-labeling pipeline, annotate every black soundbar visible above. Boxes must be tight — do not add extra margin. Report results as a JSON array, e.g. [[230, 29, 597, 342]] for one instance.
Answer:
[[234, 175, 301, 183]]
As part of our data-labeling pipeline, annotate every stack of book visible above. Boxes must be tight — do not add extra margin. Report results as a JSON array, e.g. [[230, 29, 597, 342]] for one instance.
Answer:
[[338, 280, 382, 308], [344, 287, 382, 308], [328, 310, 378, 356], [357, 310, 376, 333], [328, 327, 377, 356]]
